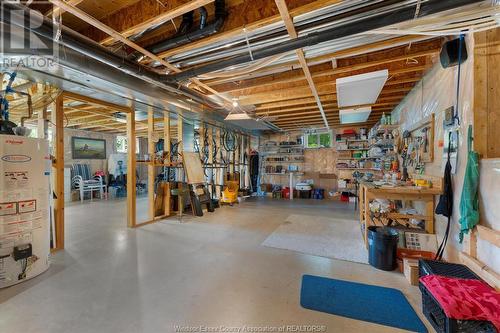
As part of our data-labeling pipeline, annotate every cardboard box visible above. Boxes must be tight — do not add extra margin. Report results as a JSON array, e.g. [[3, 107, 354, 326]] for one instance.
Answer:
[[403, 258, 419, 286]]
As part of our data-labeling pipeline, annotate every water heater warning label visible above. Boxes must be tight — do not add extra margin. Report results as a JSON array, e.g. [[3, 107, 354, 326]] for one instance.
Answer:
[[0, 202, 17, 216]]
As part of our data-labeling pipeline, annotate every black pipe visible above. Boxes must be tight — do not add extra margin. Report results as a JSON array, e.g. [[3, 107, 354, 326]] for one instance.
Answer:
[[164, 0, 483, 83], [199, 6, 208, 30], [178, 11, 194, 35], [148, 0, 226, 55], [0, 2, 220, 109]]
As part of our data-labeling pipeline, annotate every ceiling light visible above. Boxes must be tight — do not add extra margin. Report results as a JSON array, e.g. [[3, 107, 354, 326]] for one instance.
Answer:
[[336, 70, 388, 108], [232, 100, 239, 107], [339, 107, 372, 124], [225, 113, 252, 121], [113, 112, 127, 123]]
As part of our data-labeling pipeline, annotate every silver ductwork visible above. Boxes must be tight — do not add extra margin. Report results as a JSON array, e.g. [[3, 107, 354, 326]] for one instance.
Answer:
[[0, 2, 222, 111]]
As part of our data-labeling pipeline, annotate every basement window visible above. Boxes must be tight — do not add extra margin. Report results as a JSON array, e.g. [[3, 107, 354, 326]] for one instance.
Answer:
[[305, 130, 333, 149], [116, 136, 140, 154]]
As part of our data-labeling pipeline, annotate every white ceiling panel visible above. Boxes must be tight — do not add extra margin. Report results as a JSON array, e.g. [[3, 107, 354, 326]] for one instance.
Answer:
[[336, 70, 389, 108], [339, 107, 372, 124]]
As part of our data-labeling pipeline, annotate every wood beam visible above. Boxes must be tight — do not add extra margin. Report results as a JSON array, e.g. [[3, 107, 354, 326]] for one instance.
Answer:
[[100, 0, 214, 46], [240, 85, 414, 105], [272, 110, 393, 124], [205, 38, 439, 87], [266, 106, 396, 120], [217, 64, 428, 95], [228, 53, 435, 99], [147, 107, 155, 221], [62, 91, 130, 113], [46, 0, 84, 17], [49, 0, 232, 107], [151, 0, 344, 61], [274, 0, 328, 128], [54, 94, 65, 250], [127, 107, 137, 228], [256, 95, 405, 113]]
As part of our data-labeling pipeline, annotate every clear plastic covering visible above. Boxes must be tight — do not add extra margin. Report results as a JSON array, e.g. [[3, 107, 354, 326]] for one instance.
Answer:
[[393, 35, 499, 265]]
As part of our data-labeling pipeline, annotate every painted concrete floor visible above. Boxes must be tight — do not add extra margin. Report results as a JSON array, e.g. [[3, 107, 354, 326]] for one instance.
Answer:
[[0, 198, 431, 333]]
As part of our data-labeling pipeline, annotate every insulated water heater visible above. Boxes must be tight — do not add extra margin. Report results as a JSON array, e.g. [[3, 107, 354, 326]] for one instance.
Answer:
[[0, 135, 51, 288]]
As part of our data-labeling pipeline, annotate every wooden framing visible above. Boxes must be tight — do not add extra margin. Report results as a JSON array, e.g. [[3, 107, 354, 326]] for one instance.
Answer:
[[49, 0, 232, 106], [99, 0, 215, 46], [474, 28, 500, 158], [53, 94, 65, 250], [126, 106, 137, 228], [461, 225, 500, 290], [275, 0, 328, 128], [147, 107, 155, 221], [163, 113, 171, 215]]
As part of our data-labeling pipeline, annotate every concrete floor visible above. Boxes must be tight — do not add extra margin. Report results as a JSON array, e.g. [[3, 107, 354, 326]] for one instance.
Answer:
[[0, 198, 431, 333]]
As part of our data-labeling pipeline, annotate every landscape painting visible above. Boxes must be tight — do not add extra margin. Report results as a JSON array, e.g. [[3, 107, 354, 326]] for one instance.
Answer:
[[72, 137, 106, 160]]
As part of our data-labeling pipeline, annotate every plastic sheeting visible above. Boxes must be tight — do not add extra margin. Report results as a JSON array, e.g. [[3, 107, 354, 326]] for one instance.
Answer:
[[392, 35, 498, 264]]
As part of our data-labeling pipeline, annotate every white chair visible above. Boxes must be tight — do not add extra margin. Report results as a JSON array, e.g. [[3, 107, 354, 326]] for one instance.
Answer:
[[71, 164, 106, 202]]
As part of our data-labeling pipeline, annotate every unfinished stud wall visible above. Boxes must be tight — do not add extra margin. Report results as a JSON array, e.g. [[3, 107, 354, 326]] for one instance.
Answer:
[[393, 34, 499, 271], [474, 28, 500, 159]]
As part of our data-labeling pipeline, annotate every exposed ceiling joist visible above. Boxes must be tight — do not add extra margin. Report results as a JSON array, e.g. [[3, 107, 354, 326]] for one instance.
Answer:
[[100, 0, 215, 46], [274, 0, 329, 128]]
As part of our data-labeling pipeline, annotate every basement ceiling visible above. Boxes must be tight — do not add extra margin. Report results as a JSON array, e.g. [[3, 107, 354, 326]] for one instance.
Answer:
[[6, 0, 500, 133]]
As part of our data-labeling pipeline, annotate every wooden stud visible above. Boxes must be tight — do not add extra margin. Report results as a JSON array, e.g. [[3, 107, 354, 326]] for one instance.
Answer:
[[476, 225, 500, 247], [459, 252, 500, 290], [163, 112, 171, 215], [127, 107, 137, 228], [54, 94, 65, 250], [215, 128, 221, 199], [147, 107, 155, 221], [177, 117, 184, 216]]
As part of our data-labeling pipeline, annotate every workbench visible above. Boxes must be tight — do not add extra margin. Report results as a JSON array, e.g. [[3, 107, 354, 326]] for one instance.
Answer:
[[358, 181, 443, 248]]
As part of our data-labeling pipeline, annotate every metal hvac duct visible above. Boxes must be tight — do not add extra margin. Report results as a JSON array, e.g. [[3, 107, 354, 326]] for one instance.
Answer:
[[0, 2, 221, 109], [163, 0, 484, 83], [147, 0, 226, 55]]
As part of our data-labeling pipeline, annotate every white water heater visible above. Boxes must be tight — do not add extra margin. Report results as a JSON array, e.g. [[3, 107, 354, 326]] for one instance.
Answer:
[[0, 135, 51, 288]]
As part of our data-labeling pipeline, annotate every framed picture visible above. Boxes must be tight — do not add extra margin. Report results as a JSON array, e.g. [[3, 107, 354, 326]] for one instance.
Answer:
[[72, 137, 106, 160]]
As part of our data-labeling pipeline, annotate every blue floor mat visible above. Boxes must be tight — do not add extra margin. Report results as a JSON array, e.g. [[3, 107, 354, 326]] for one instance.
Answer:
[[300, 275, 427, 332]]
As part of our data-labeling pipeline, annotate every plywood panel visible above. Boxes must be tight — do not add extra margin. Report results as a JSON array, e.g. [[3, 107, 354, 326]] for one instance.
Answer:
[[183, 152, 205, 184]]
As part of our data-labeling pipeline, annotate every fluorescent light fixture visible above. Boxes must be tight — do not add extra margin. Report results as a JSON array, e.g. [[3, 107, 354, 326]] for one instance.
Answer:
[[336, 69, 389, 108], [224, 113, 273, 130], [339, 107, 372, 124], [224, 113, 253, 121]]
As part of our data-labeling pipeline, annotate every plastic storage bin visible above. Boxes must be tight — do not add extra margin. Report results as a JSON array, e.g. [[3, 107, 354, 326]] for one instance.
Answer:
[[418, 259, 496, 333]]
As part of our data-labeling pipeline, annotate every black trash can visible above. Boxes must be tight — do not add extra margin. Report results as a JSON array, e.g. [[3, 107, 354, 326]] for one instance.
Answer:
[[368, 226, 399, 271]]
